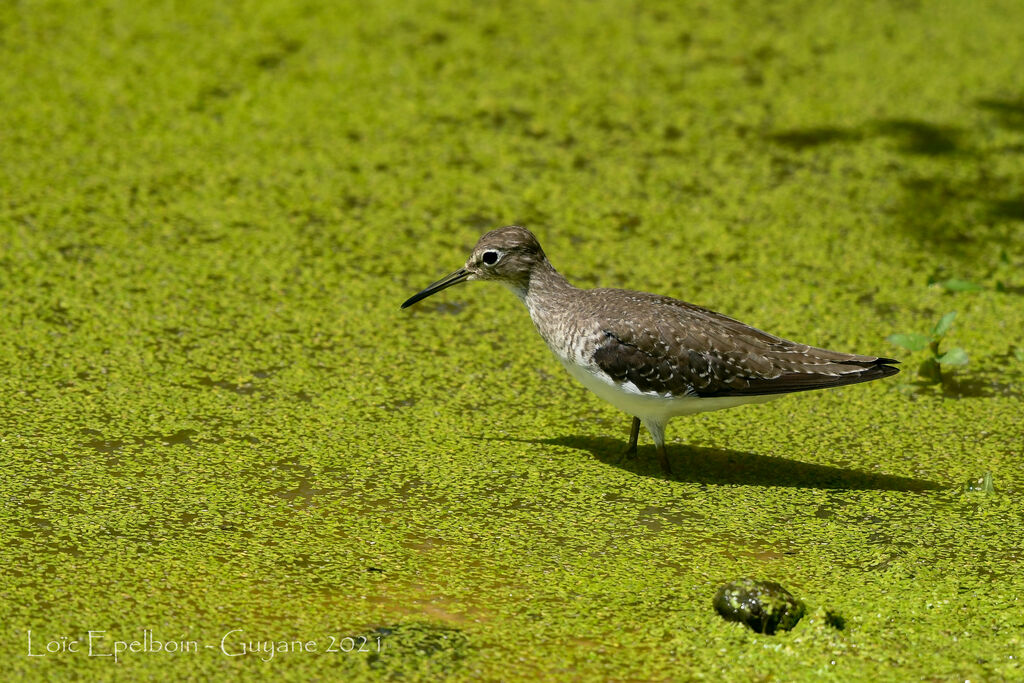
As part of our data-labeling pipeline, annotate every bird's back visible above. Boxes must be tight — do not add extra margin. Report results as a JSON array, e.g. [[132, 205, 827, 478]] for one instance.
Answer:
[[556, 287, 899, 399]]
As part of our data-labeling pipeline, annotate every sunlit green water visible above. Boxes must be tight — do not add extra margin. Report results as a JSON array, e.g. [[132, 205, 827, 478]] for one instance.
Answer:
[[2, 1, 1023, 679]]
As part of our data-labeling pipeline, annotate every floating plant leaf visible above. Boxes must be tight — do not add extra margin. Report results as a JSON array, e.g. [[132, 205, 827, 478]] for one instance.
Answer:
[[887, 333, 930, 352], [936, 347, 968, 365], [932, 311, 957, 338]]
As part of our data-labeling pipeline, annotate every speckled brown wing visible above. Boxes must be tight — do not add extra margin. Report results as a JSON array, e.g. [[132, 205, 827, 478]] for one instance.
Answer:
[[587, 290, 899, 398]]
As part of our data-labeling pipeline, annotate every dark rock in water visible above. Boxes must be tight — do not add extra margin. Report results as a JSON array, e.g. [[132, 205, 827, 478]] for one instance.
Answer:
[[713, 578, 805, 634]]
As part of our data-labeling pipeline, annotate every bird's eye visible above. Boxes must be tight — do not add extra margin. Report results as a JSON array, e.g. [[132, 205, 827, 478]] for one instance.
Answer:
[[481, 251, 499, 265]]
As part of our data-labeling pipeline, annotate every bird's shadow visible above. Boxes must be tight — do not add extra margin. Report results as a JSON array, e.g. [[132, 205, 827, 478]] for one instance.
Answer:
[[487, 435, 943, 492]]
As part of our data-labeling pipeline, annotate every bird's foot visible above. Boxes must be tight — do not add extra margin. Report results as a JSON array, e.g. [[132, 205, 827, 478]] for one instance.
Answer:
[[615, 443, 638, 466]]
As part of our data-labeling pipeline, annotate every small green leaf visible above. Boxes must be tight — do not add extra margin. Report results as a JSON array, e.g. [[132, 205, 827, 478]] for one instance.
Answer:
[[887, 333, 930, 351], [937, 278, 984, 292], [936, 347, 969, 365], [1012, 346, 1024, 362], [963, 471, 995, 494], [931, 312, 957, 338]]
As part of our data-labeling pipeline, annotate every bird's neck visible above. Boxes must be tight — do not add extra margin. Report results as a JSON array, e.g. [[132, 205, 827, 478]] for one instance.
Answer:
[[513, 259, 577, 315]]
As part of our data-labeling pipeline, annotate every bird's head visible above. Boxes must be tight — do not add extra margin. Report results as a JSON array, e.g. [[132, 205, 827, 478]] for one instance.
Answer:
[[401, 226, 547, 308]]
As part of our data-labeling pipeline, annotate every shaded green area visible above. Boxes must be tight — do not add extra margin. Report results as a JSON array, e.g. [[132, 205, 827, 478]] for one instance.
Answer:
[[2, 0, 1023, 679]]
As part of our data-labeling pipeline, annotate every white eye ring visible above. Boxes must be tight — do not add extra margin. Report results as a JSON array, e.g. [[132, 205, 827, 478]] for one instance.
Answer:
[[481, 250, 500, 266]]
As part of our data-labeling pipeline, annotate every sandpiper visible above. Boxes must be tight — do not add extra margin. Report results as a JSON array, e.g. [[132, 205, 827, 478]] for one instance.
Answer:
[[401, 226, 899, 477]]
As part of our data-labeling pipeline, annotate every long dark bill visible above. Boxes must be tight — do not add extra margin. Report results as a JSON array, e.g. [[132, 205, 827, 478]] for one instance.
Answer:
[[400, 268, 470, 309]]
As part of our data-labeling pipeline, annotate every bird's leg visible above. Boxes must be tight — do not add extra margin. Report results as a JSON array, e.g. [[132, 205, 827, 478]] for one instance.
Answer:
[[656, 443, 674, 478], [642, 418, 674, 479], [624, 417, 640, 458], [615, 417, 641, 465]]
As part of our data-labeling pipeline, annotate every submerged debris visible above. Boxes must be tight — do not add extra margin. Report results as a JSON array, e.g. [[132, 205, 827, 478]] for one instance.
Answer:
[[963, 471, 995, 494], [713, 579, 805, 634], [824, 609, 846, 630], [364, 622, 470, 676]]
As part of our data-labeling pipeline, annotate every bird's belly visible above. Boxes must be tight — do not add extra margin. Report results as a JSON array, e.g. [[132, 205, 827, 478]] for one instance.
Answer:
[[559, 357, 777, 419]]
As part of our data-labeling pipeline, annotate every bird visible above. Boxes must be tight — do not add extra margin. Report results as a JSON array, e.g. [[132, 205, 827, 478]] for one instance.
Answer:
[[401, 226, 899, 477]]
